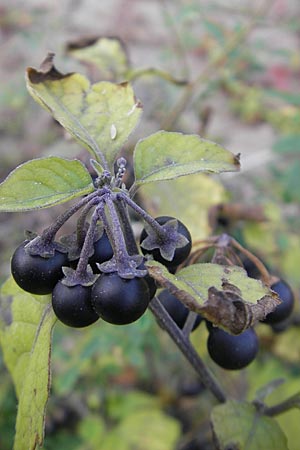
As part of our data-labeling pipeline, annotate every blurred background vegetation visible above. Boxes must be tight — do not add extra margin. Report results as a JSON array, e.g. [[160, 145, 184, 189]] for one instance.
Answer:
[[0, 0, 300, 449]]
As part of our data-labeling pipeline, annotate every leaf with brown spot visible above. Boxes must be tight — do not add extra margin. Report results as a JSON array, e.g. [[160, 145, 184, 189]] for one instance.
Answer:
[[26, 53, 142, 170], [147, 262, 280, 334], [66, 36, 130, 82]]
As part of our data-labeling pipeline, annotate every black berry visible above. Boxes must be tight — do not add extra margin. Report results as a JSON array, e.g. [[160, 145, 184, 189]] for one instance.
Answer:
[[207, 327, 259, 370], [11, 241, 68, 295], [158, 289, 202, 331], [52, 281, 99, 328], [89, 231, 113, 264], [140, 216, 192, 267], [91, 272, 150, 325], [263, 279, 294, 325]]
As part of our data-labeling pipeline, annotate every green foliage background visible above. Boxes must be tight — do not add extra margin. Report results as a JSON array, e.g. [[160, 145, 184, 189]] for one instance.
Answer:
[[0, 1, 300, 449]]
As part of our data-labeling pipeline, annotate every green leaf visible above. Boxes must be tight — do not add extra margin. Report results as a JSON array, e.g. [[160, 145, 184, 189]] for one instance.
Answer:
[[106, 390, 159, 422], [78, 414, 106, 448], [101, 409, 180, 450], [66, 36, 129, 82], [0, 277, 56, 450], [273, 134, 300, 154], [211, 400, 288, 450], [146, 262, 280, 334], [0, 156, 94, 211], [247, 358, 300, 450], [139, 174, 226, 242], [132, 131, 240, 187], [26, 53, 142, 169]]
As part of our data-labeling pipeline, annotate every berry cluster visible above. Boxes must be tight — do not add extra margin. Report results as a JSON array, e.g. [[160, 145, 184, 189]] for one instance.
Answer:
[[157, 278, 294, 371], [10, 158, 295, 371], [205, 277, 294, 370], [245, 260, 295, 329], [11, 161, 192, 328]]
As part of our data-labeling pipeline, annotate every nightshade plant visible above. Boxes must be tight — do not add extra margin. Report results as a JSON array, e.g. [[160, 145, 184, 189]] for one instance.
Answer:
[[0, 51, 296, 450]]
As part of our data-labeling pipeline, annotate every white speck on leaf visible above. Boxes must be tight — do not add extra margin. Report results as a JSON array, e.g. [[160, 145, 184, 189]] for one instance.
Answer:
[[127, 103, 138, 116], [110, 124, 117, 140]]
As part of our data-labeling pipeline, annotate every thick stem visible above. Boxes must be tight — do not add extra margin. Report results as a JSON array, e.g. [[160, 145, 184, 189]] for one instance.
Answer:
[[149, 296, 227, 403], [75, 206, 100, 277], [99, 194, 131, 266], [182, 311, 198, 337], [257, 393, 300, 417], [117, 193, 168, 241], [231, 237, 271, 285], [76, 197, 101, 248], [41, 191, 100, 243], [114, 197, 139, 256]]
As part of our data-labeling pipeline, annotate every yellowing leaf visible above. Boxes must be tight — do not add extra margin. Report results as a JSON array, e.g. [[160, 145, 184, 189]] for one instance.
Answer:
[[0, 157, 94, 211], [67, 36, 129, 82], [101, 409, 180, 450], [211, 400, 288, 450], [26, 53, 142, 169], [0, 277, 56, 450], [146, 262, 280, 334], [139, 174, 226, 242], [133, 131, 240, 188]]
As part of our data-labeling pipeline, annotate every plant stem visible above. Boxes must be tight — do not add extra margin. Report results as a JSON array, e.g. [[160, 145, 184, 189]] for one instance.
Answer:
[[117, 193, 167, 240], [99, 194, 131, 267], [182, 311, 198, 337], [149, 296, 227, 403], [75, 206, 100, 277], [76, 197, 101, 248], [114, 197, 139, 255], [41, 191, 100, 243], [231, 237, 271, 285], [258, 393, 300, 417]]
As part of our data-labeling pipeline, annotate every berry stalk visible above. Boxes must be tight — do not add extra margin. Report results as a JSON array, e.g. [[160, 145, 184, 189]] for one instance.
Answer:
[[149, 296, 227, 403], [117, 193, 168, 241], [41, 190, 101, 244]]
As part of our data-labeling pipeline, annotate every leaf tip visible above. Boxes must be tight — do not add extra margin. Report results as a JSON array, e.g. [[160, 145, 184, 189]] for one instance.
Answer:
[[26, 53, 72, 84], [234, 153, 241, 169]]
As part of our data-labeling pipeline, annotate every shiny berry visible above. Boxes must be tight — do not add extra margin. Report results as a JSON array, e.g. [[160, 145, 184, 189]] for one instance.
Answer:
[[263, 279, 294, 324], [91, 272, 150, 325], [140, 216, 192, 267], [207, 327, 259, 370], [52, 281, 99, 328], [89, 231, 113, 264], [11, 241, 68, 295]]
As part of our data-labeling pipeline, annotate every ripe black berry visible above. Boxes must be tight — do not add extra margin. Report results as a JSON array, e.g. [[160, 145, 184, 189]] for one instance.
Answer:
[[158, 289, 202, 331], [263, 279, 294, 325], [52, 281, 99, 328], [242, 257, 261, 279], [91, 272, 150, 325], [11, 241, 68, 295], [89, 231, 113, 264], [140, 216, 192, 267], [207, 327, 259, 370]]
